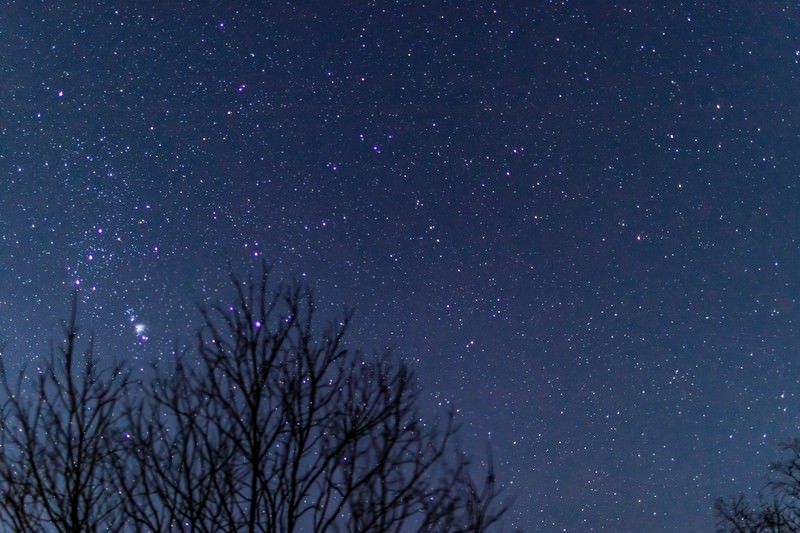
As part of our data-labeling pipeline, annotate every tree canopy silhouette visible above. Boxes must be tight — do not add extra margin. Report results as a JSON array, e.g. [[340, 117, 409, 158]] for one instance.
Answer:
[[0, 295, 129, 533], [0, 268, 514, 533], [715, 438, 800, 532]]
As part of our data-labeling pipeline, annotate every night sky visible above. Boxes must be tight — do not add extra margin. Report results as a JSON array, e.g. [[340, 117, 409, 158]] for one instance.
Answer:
[[2, 2, 800, 531]]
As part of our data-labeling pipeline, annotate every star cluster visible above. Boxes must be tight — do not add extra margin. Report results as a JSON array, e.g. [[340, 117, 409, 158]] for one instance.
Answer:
[[2, 2, 799, 531]]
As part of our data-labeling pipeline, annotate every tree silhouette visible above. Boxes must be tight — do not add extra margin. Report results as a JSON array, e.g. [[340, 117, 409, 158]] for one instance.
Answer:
[[0, 269, 514, 532], [118, 269, 510, 532], [0, 296, 129, 533], [715, 438, 800, 532]]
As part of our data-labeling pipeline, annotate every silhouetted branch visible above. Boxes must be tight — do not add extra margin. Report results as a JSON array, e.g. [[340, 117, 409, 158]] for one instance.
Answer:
[[715, 439, 800, 532], [0, 293, 129, 533]]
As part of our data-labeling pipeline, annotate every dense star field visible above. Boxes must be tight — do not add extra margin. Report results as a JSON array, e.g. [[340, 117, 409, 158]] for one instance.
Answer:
[[2, 2, 799, 531]]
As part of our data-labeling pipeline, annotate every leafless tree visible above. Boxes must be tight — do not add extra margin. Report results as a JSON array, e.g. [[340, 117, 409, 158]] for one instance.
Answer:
[[715, 438, 800, 532], [0, 269, 514, 532], [118, 267, 512, 532], [0, 296, 129, 533]]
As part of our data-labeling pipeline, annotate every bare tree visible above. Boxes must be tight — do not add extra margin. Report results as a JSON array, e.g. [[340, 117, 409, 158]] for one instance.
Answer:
[[0, 270, 514, 532], [0, 296, 129, 533], [118, 267, 512, 532], [715, 438, 800, 532]]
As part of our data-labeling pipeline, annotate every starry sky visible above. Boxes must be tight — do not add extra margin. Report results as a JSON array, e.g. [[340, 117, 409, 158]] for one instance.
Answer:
[[2, 1, 800, 531]]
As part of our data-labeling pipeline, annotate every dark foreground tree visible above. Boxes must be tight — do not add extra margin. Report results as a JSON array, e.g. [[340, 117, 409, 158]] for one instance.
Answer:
[[118, 269, 511, 532], [0, 269, 513, 532], [715, 439, 800, 532], [0, 296, 129, 533]]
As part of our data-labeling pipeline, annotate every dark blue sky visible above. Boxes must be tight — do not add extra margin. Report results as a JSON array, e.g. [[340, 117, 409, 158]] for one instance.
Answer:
[[2, 2, 800, 531]]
